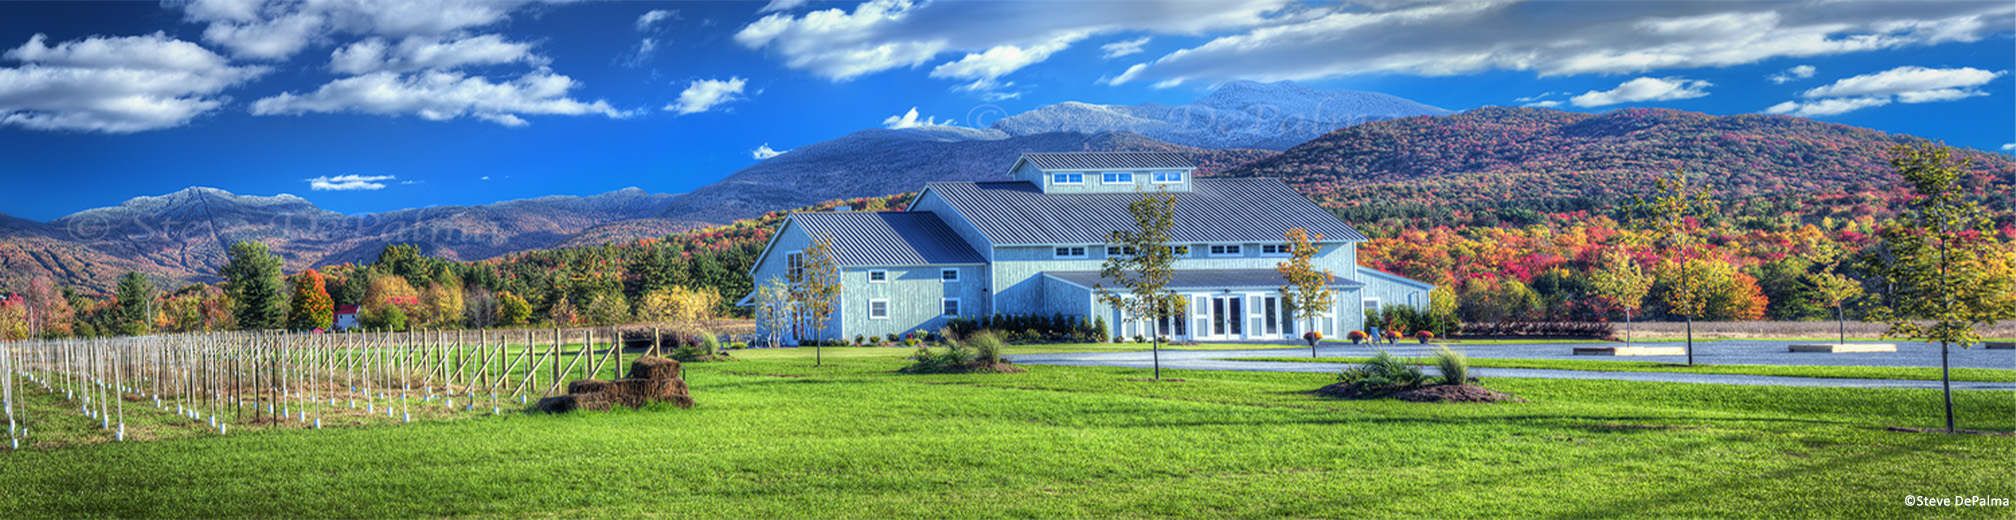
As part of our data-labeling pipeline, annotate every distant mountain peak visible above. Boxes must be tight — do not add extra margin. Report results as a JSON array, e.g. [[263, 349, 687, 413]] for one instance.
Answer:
[[990, 80, 1452, 151]]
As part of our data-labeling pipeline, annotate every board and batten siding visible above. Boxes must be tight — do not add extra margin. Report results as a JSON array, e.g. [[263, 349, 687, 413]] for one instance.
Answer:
[[991, 241, 1359, 319], [840, 265, 988, 340]]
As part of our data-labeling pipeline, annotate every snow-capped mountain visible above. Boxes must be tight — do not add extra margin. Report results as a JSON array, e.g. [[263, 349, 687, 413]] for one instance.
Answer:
[[991, 80, 1454, 150]]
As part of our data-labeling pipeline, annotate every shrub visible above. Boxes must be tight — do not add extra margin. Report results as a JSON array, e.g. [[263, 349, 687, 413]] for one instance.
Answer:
[[727, 342, 748, 350], [903, 337, 922, 347], [968, 330, 1004, 364], [697, 332, 721, 355], [855, 334, 866, 345], [1022, 328, 1040, 343], [1132, 334, 1146, 343], [886, 332, 899, 343], [1337, 351, 1427, 388], [1433, 346, 1468, 386]]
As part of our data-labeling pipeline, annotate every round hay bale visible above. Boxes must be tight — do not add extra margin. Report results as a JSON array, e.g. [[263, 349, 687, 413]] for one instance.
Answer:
[[608, 378, 692, 407], [627, 356, 683, 380], [566, 379, 614, 395]]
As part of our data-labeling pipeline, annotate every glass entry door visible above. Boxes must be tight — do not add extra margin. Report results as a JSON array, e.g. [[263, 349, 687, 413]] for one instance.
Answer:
[[1210, 295, 1243, 339]]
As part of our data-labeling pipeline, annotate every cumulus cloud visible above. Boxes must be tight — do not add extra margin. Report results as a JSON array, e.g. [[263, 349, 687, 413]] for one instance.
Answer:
[[2002, 143, 2013, 151], [635, 10, 679, 31], [735, 0, 1285, 82], [0, 32, 266, 133], [1100, 37, 1149, 59], [308, 174, 395, 191], [251, 69, 626, 126], [1764, 97, 1891, 117], [1108, 2, 2014, 87], [177, 0, 562, 60], [1768, 65, 1816, 84], [881, 106, 952, 129], [329, 34, 542, 74], [930, 32, 1082, 97], [760, 0, 810, 13], [1800, 66, 2002, 99], [752, 143, 788, 159], [1765, 66, 2003, 117], [666, 77, 747, 115], [1569, 77, 1713, 107]]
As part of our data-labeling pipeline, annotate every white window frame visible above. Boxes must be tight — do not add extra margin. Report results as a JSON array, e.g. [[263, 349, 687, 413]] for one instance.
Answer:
[[868, 299, 890, 320], [1054, 246, 1088, 259], [940, 268, 960, 282], [1152, 171, 1184, 183], [867, 270, 888, 283], [1259, 244, 1292, 256], [942, 298, 961, 317], [1052, 173, 1083, 184], [1363, 298, 1382, 316], [1209, 244, 1243, 257], [1101, 172, 1134, 184], [1168, 245, 1190, 257], [1105, 246, 1137, 257], [786, 251, 804, 282]]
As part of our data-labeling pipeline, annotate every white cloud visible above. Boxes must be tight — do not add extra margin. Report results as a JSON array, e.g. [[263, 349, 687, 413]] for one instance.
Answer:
[[2002, 143, 2013, 151], [1569, 77, 1713, 107], [636, 10, 679, 31], [307, 174, 395, 191], [329, 34, 542, 74], [1100, 37, 1149, 59], [480, 176, 490, 180], [1108, 2, 2014, 86], [929, 32, 1082, 97], [760, 0, 810, 13], [735, 0, 1287, 81], [1526, 100, 1562, 108], [251, 69, 627, 126], [752, 143, 788, 159], [0, 32, 266, 133], [1768, 65, 1816, 84], [880, 106, 952, 129], [177, 0, 561, 60], [666, 77, 748, 115], [1765, 66, 2003, 118], [1763, 97, 1891, 117], [1800, 66, 2002, 98]]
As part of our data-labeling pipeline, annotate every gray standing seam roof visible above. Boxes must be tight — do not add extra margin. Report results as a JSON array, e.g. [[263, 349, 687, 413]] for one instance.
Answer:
[[922, 178, 1368, 246], [790, 211, 986, 266], [1044, 269, 1364, 290], [1019, 151, 1198, 171]]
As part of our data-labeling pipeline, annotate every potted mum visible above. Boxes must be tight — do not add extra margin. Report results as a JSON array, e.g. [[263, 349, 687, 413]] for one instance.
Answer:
[[1347, 330, 1368, 344], [1416, 330, 1435, 344], [1383, 330, 1402, 344]]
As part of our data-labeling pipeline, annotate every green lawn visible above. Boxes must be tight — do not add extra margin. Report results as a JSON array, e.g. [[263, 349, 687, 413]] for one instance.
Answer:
[[1227, 356, 2016, 383], [1, 347, 2011, 518]]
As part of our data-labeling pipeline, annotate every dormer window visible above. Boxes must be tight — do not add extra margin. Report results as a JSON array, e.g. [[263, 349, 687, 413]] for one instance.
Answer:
[[1052, 173, 1083, 184], [1152, 171, 1184, 183], [1101, 172, 1134, 184]]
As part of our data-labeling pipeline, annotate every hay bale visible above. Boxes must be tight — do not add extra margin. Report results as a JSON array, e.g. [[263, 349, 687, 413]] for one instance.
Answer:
[[535, 393, 611, 414], [566, 379, 614, 395], [606, 378, 691, 407], [627, 356, 683, 380]]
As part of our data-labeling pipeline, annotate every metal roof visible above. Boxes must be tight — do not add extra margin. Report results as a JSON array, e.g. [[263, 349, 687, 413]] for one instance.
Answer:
[[790, 211, 986, 267], [1017, 151, 1197, 171], [921, 178, 1368, 246], [1044, 269, 1365, 290]]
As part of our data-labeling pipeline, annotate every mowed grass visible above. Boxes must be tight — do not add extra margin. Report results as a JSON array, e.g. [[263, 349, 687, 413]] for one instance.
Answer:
[[1229, 356, 2016, 383], [0, 347, 2011, 519]]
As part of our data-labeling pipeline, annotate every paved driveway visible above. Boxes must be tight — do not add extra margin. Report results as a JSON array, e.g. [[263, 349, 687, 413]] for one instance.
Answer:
[[1006, 342, 2016, 390]]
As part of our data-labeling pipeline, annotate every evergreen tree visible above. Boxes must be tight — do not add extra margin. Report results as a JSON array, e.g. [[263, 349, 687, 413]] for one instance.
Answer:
[[221, 241, 287, 330], [114, 271, 155, 336]]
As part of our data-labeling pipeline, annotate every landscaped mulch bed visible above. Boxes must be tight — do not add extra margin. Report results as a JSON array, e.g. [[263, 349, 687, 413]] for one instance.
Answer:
[[1312, 382, 1525, 403]]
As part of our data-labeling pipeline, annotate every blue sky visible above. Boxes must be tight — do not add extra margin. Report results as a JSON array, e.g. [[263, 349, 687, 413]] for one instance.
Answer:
[[1, 0, 2011, 221]]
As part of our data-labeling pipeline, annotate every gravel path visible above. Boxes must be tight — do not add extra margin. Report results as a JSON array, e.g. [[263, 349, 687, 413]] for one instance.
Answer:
[[1006, 342, 2016, 390]]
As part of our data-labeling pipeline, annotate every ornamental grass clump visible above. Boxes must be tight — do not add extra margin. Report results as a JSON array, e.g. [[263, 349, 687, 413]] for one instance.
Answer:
[[1336, 351, 1427, 388], [1433, 346, 1469, 386], [968, 330, 1004, 365], [900, 329, 1022, 374]]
